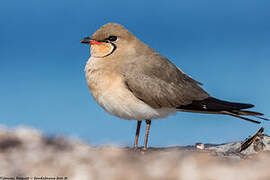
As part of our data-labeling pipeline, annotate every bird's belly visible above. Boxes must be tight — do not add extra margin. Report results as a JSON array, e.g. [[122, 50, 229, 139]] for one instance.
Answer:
[[85, 66, 175, 120], [96, 88, 176, 120]]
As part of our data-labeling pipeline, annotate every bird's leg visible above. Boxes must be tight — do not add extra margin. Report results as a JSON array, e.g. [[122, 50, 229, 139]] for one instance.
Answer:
[[143, 120, 152, 150], [134, 120, 142, 149]]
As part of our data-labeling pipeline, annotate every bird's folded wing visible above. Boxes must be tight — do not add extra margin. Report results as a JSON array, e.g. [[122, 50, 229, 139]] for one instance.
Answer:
[[122, 54, 210, 109]]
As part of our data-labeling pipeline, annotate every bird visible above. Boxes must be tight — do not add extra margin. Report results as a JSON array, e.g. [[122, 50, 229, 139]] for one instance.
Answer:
[[80, 22, 268, 149]]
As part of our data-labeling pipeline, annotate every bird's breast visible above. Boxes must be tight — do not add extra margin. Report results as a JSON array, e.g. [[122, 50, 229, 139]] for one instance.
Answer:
[[85, 58, 175, 120]]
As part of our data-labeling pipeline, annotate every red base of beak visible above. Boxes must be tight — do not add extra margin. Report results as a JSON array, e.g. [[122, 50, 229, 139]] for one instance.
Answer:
[[90, 40, 102, 45]]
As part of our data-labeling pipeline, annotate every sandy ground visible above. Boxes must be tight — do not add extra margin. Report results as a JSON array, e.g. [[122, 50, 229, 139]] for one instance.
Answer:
[[0, 126, 270, 180]]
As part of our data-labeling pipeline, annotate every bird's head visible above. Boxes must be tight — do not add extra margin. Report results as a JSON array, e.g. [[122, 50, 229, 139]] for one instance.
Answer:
[[81, 23, 137, 58]]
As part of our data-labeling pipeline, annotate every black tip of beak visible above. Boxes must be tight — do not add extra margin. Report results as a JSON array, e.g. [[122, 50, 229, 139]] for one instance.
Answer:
[[80, 37, 92, 44]]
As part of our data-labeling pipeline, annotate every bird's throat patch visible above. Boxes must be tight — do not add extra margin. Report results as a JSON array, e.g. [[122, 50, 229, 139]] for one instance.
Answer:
[[90, 43, 115, 58]]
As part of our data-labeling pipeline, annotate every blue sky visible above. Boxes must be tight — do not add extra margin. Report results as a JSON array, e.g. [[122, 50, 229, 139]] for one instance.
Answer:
[[0, 0, 269, 147]]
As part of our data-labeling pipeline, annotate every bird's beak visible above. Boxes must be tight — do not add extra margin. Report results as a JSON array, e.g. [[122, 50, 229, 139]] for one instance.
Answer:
[[80, 37, 102, 45]]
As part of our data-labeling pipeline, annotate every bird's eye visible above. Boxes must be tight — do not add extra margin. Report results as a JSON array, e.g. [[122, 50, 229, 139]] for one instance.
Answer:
[[107, 36, 117, 42]]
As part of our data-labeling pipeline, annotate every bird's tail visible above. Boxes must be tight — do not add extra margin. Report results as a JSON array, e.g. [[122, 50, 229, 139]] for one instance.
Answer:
[[177, 97, 269, 124]]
